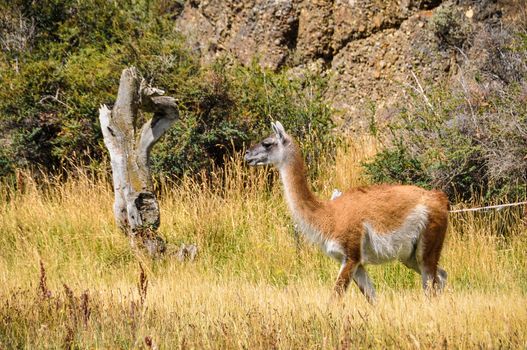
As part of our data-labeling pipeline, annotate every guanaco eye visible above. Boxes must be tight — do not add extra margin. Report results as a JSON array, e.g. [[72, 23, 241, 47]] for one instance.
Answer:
[[262, 141, 273, 149]]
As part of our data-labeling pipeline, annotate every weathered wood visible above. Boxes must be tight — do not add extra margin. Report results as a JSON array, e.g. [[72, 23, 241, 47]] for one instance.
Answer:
[[99, 67, 179, 256]]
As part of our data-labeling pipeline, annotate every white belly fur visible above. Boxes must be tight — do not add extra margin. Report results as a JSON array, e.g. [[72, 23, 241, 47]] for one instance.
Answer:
[[294, 215, 346, 261], [361, 204, 429, 265]]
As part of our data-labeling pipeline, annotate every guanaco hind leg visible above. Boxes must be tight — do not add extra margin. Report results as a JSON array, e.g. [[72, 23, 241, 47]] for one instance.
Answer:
[[436, 267, 447, 291], [403, 254, 448, 293], [410, 224, 448, 293]]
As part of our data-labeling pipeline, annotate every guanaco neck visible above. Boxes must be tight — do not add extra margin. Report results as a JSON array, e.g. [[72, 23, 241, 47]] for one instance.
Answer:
[[277, 145, 327, 228]]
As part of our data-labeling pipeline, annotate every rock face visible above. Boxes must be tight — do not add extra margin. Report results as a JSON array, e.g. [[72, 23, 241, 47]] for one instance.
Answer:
[[176, 0, 299, 69], [175, 0, 505, 127]]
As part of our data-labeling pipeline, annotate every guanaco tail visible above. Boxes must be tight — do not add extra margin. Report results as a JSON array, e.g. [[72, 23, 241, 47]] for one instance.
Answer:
[[244, 121, 449, 303]]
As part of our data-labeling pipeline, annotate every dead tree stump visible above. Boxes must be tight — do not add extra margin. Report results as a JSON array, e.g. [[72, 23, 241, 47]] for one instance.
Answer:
[[99, 67, 178, 256]]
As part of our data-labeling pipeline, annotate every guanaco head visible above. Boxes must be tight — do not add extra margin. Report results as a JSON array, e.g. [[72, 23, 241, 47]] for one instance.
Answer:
[[244, 121, 294, 168]]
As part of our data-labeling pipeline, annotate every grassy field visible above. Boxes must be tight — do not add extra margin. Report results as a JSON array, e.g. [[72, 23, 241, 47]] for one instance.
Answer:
[[1, 138, 526, 349]]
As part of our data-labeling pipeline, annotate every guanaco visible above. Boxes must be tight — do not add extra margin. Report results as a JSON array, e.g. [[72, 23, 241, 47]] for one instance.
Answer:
[[245, 121, 449, 303]]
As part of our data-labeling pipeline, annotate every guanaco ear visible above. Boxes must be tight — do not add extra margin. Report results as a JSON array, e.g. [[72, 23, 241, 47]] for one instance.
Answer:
[[271, 121, 286, 142]]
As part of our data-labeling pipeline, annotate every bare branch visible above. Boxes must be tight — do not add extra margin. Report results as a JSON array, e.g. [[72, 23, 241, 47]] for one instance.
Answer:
[[99, 67, 180, 255]]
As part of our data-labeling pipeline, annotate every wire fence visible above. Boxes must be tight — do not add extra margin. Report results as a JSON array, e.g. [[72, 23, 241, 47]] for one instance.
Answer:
[[449, 201, 527, 213]]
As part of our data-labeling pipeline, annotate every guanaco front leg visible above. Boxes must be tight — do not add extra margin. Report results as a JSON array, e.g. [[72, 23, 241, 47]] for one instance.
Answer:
[[353, 265, 376, 304], [334, 258, 357, 296]]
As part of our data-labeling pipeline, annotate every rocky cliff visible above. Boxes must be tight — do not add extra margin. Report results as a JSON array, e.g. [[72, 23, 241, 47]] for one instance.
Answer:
[[174, 0, 515, 128]]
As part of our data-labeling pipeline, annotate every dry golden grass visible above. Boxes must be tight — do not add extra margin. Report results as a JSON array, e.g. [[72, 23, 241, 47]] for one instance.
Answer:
[[1, 137, 526, 349]]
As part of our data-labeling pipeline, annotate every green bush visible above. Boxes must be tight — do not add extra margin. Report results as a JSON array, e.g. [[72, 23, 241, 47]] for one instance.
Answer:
[[365, 76, 526, 202], [363, 146, 432, 189], [0, 0, 192, 172], [151, 59, 335, 178], [366, 18, 527, 202], [428, 2, 472, 48], [0, 1, 335, 180]]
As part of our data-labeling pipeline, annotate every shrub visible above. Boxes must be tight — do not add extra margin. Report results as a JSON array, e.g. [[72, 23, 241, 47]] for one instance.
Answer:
[[363, 146, 432, 189], [0, 0, 191, 172], [0, 1, 335, 180], [429, 2, 473, 49], [151, 59, 335, 178], [367, 78, 527, 201], [365, 73, 526, 202], [366, 15, 527, 202]]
